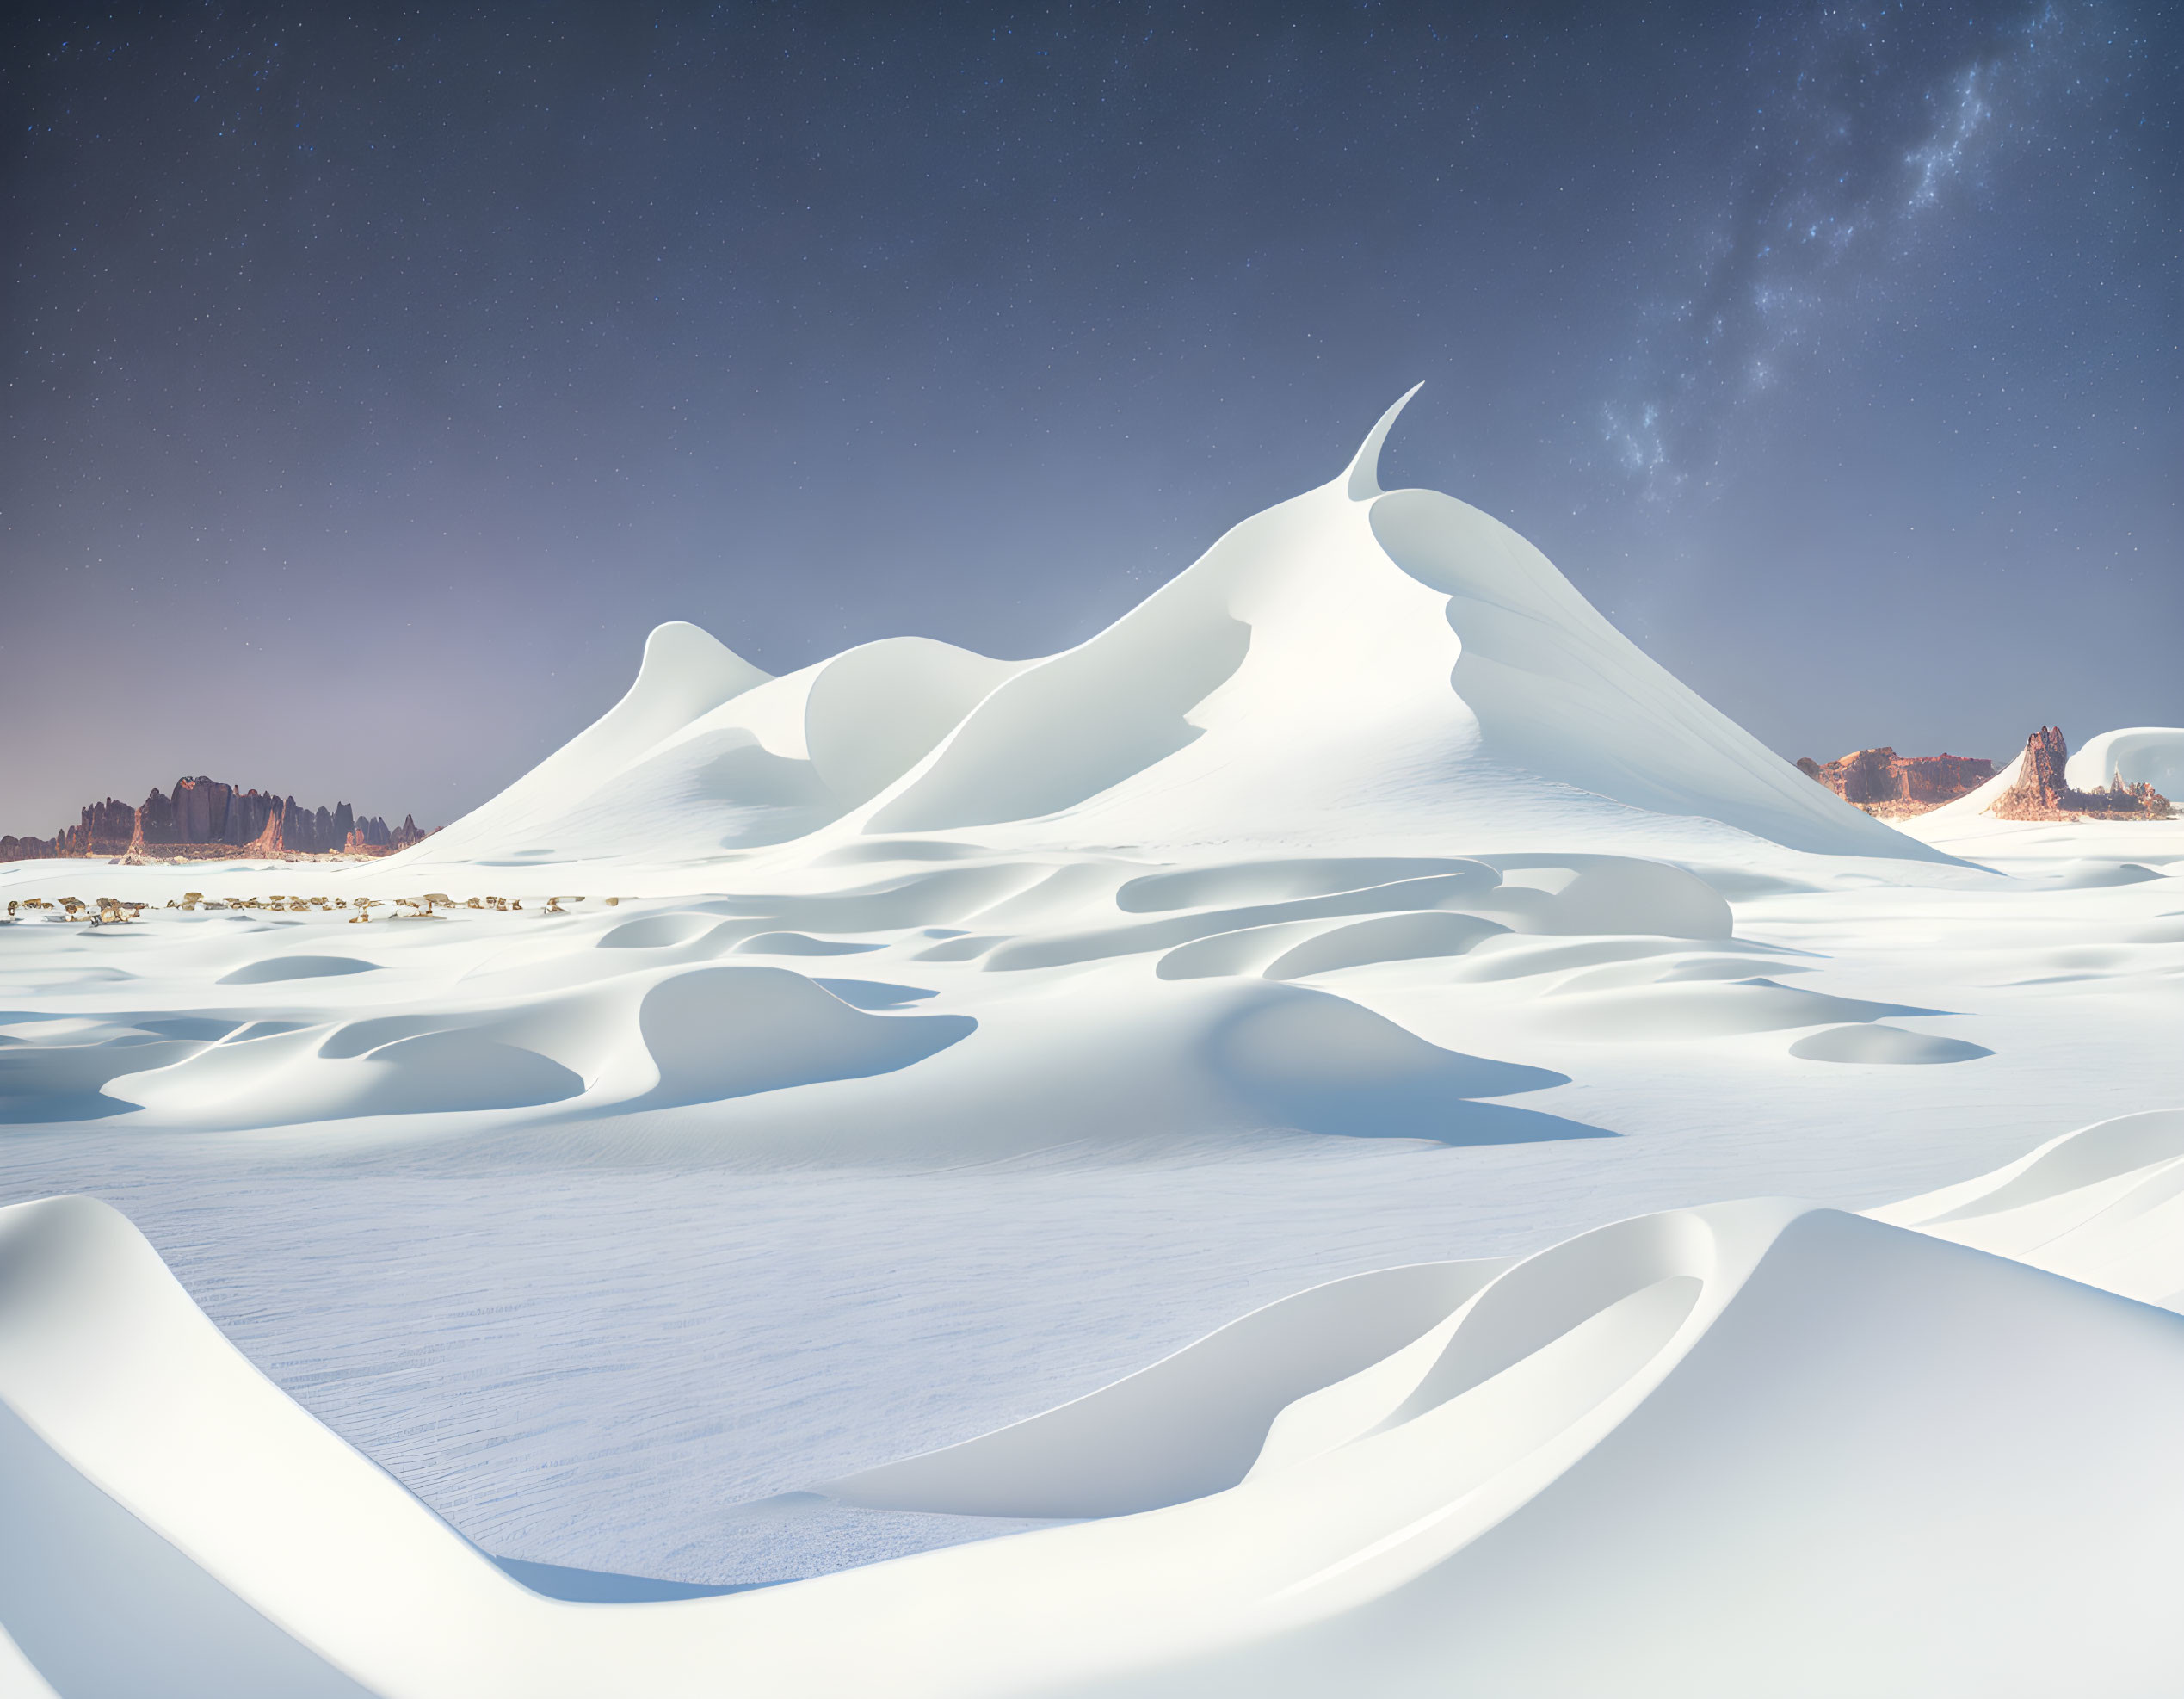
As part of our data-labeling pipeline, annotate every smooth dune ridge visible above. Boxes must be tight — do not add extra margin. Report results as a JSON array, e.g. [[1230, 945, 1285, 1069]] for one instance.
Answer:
[[1872, 1109, 2184, 1308]]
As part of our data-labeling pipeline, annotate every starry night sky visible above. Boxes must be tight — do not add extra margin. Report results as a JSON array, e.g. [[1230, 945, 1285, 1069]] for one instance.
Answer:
[[4, 2, 2177, 836]]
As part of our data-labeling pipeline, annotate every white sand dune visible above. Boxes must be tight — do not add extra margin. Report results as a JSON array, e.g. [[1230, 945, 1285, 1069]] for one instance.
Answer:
[[410, 631, 1026, 867], [398, 388, 1928, 869], [7, 1174, 2184, 1696], [3, 840, 1843, 1148], [2, 392, 2180, 1690], [1873, 1108, 2184, 1309]]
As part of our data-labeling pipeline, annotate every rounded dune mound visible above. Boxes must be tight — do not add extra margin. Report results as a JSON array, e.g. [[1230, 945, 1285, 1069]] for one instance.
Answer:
[[596, 912, 721, 950], [729, 932, 884, 956], [634, 966, 973, 1107], [986, 870, 1513, 973], [2052, 860, 2161, 888], [1473, 855, 1733, 938], [1537, 979, 1931, 1041], [1203, 985, 1570, 1140], [812, 837, 984, 865], [759, 863, 1042, 933], [1787, 1024, 1992, 1065], [1118, 857, 1495, 914], [106, 1020, 586, 1126], [336, 1030, 587, 1116], [216, 955, 378, 985]]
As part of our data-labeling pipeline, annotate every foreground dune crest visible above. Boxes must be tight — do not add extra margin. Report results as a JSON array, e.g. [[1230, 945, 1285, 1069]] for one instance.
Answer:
[[7, 1148, 2184, 1696]]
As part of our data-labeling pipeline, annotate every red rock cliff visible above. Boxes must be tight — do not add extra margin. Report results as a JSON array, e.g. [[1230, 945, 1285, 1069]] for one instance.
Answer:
[[1797, 747, 1995, 813]]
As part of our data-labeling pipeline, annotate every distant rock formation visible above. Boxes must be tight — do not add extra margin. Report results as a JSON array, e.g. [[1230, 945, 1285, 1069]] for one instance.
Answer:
[[1990, 727, 2172, 821], [66, 798, 140, 858], [1796, 747, 1994, 817], [345, 813, 428, 856], [0, 777, 430, 863]]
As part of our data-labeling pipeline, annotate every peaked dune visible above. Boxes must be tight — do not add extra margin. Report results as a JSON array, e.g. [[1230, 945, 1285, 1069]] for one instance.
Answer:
[[861, 389, 1925, 856], [407, 632, 1025, 867], [406, 390, 1937, 868], [410, 621, 773, 864]]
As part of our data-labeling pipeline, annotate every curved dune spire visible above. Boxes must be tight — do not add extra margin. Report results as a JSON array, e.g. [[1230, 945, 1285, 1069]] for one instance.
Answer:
[[1342, 382, 1425, 500]]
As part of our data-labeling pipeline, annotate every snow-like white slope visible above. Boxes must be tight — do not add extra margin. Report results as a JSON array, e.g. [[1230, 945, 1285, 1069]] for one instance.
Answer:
[[407, 633, 1024, 868], [2067, 726, 2184, 798], [6, 1179, 2183, 1696], [1872, 1109, 2184, 1310], [410, 389, 1930, 867], [412, 621, 771, 865]]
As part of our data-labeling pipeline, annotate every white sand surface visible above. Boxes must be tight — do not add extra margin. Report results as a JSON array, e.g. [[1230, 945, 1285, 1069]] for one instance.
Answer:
[[3, 390, 2180, 1693]]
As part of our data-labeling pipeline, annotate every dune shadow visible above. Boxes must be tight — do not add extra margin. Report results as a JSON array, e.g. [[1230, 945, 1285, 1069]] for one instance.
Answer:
[[488, 1554, 775, 1603], [0, 1091, 137, 1125], [811, 978, 940, 1010], [0, 1031, 207, 1122], [1385, 1100, 1619, 1147], [1203, 985, 1613, 1147]]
